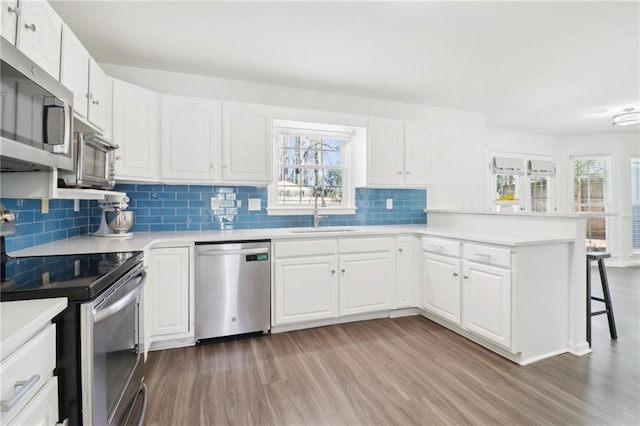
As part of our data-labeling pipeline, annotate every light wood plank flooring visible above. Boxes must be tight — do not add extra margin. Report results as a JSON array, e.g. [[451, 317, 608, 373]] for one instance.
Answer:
[[144, 266, 639, 425]]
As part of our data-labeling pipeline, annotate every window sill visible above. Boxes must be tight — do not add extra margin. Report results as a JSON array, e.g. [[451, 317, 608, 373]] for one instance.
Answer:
[[266, 206, 357, 216]]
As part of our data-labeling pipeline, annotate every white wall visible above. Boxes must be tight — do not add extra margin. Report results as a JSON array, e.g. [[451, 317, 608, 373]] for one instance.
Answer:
[[103, 64, 487, 211]]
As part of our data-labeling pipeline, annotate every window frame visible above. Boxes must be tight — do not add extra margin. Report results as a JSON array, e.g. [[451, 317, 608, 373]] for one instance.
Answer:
[[267, 120, 357, 216], [631, 156, 640, 255]]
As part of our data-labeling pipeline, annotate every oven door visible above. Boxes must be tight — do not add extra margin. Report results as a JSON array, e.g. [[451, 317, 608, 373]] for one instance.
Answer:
[[80, 264, 147, 426]]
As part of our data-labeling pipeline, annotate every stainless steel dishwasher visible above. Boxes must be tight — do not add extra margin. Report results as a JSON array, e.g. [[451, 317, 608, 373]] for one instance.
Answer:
[[195, 241, 271, 341]]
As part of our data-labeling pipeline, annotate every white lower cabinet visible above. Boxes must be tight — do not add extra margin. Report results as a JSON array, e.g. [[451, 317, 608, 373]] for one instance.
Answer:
[[274, 256, 339, 324], [462, 261, 511, 349], [395, 236, 417, 308], [147, 246, 192, 347], [273, 237, 396, 326], [422, 253, 461, 324], [8, 377, 59, 426]]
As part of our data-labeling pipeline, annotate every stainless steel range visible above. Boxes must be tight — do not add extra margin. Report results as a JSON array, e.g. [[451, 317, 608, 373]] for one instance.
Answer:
[[1, 248, 147, 425]]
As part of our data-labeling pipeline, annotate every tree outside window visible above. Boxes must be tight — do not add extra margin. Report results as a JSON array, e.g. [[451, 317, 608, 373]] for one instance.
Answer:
[[572, 157, 610, 252]]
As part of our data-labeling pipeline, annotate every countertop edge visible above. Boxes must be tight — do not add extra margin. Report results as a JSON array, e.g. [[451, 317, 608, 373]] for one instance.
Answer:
[[1, 297, 68, 359]]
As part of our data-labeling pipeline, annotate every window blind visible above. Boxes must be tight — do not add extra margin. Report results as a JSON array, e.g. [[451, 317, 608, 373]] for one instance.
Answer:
[[631, 157, 640, 252], [492, 157, 524, 175], [528, 159, 556, 177]]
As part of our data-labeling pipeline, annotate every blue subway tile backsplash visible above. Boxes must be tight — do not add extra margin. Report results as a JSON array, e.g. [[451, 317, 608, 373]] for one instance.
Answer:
[[2, 184, 426, 252]]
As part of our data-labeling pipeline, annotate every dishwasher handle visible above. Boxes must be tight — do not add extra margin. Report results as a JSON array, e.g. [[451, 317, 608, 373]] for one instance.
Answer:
[[196, 247, 269, 257]]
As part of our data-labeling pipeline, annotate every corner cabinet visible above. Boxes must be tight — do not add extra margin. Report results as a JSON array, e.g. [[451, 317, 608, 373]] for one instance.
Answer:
[[113, 79, 160, 181], [367, 118, 432, 187], [160, 95, 220, 182], [87, 58, 112, 136], [146, 246, 193, 350], [221, 102, 272, 184], [60, 26, 90, 120]]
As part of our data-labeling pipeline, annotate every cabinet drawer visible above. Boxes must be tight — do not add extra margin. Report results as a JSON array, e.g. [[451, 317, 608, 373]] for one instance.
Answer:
[[274, 239, 337, 258], [7, 377, 59, 426], [0, 324, 56, 422], [422, 237, 461, 257], [338, 237, 394, 254], [463, 243, 511, 268]]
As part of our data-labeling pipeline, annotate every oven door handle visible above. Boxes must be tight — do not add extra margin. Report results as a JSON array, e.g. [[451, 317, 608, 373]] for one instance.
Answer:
[[94, 271, 146, 323]]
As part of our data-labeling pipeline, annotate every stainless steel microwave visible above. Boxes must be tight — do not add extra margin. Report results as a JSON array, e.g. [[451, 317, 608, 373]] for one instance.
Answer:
[[0, 38, 74, 172]]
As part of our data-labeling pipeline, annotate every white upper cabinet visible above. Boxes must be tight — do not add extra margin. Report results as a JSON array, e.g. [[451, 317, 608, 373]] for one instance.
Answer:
[[60, 26, 89, 119], [367, 117, 432, 187], [161, 95, 220, 182], [87, 58, 112, 134], [14, 0, 63, 80], [113, 79, 160, 181], [221, 102, 272, 184], [1, 0, 19, 44], [367, 117, 405, 186]]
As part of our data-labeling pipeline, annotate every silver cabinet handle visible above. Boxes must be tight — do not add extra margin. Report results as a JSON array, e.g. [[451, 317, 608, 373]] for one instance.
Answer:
[[24, 23, 36, 32], [453, 272, 459, 277], [92, 99, 100, 105], [398, 248, 403, 253], [57, 419, 70, 426], [341, 268, 346, 274], [209, 163, 214, 169], [7, 6, 19, 15], [463, 275, 469, 279], [475, 253, 492, 259], [115, 156, 122, 160], [398, 171, 402, 175], [331, 270, 335, 276], [0, 374, 40, 412], [430, 245, 444, 252], [406, 171, 411, 175]]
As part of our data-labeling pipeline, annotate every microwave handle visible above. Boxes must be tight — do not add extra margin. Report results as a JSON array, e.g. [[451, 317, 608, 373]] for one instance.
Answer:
[[52, 98, 72, 155]]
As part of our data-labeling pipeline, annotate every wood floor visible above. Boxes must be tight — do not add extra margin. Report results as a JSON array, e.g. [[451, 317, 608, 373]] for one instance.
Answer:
[[144, 266, 639, 425]]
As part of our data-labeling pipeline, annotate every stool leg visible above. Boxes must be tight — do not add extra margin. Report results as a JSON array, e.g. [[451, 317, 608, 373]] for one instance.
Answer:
[[586, 259, 592, 346], [597, 259, 618, 339]]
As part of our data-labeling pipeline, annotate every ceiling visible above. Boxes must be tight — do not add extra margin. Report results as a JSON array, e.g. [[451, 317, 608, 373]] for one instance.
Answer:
[[50, 0, 640, 136]]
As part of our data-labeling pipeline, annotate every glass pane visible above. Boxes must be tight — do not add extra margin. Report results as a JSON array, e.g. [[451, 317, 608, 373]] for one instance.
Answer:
[[632, 157, 640, 252], [530, 176, 548, 212], [586, 216, 607, 252], [495, 174, 519, 200]]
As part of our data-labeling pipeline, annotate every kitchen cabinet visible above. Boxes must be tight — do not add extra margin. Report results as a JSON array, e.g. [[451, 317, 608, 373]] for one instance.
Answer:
[[160, 95, 220, 182], [367, 117, 432, 187], [60, 25, 90, 120], [273, 237, 396, 326], [147, 247, 192, 345], [11, 0, 62, 80], [462, 260, 511, 349], [87, 58, 112, 135], [113, 79, 160, 181], [421, 236, 462, 324], [221, 101, 272, 184], [395, 236, 417, 308], [1, 0, 19, 45], [1, 298, 67, 425]]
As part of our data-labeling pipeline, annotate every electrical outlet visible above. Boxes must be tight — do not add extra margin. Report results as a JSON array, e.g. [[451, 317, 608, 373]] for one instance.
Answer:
[[41, 198, 49, 214], [210, 197, 220, 210], [386, 198, 393, 209], [248, 198, 261, 211]]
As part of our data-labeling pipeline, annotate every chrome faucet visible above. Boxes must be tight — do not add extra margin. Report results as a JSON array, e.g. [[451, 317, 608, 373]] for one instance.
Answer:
[[313, 189, 328, 228]]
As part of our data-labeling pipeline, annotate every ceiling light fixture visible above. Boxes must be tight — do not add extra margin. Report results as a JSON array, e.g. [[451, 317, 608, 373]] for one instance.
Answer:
[[612, 108, 640, 126]]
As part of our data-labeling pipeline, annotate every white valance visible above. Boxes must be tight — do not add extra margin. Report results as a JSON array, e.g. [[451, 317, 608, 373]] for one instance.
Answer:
[[492, 157, 524, 175], [528, 160, 556, 177]]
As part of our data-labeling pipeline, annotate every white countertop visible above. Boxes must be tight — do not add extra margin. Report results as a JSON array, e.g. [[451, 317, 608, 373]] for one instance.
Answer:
[[0, 298, 67, 359], [9, 224, 575, 257]]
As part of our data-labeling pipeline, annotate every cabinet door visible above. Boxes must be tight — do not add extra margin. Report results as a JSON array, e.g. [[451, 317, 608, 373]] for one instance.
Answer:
[[222, 102, 271, 183], [404, 121, 432, 186], [367, 117, 404, 186], [87, 58, 112, 135], [422, 253, 461, 324], [16, 0, 62, 79], [113, 79, 160, 180], [339, 252, 395, 316], [462, 261, 511, 349], [396, 236, 416, 308], [60, 26, 89, 119], [274, 256, 339, 325], [161, 95, 220, 181], [1, 0, 19, 44], [148, 247, 191, 339]]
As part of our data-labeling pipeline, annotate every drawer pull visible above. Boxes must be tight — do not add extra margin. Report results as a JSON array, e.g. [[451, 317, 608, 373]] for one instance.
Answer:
[[57, 419, 70, 426], [453, 272, 459, 277], [430, 245, 444, 252], [0, 374, 40, 412], [475, 253, 492, 259]]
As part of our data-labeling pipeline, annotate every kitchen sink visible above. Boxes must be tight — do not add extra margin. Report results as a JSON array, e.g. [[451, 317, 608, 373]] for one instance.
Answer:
[[288, 228, 357, 233]]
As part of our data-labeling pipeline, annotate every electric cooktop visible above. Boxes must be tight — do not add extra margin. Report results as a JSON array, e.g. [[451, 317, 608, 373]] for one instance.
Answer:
[[0, 251, 143, 302]]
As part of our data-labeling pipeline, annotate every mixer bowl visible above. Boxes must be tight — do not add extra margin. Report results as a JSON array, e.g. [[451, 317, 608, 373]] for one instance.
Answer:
[[106, 210, 134, 234]]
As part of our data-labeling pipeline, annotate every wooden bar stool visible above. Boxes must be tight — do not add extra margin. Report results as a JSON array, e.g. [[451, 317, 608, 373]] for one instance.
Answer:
[[586, 252, 617, 346]]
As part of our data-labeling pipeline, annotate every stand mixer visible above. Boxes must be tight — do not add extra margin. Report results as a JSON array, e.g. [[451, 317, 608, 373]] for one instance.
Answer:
[[94, 194, 134, 238]]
